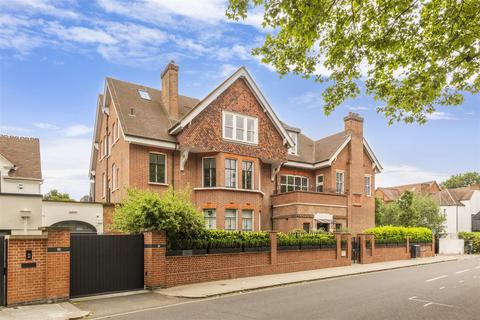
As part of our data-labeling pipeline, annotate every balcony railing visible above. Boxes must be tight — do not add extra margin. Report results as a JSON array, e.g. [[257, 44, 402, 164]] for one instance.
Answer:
[[274, 185, 344, 195]]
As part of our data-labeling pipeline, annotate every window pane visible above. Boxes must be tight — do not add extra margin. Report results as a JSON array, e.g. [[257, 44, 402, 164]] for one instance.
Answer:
[[225, 159, 237, 188], [287, 176, 294, 184], [204, 209, 216, 229], [242, 210, 253, 231], [247, 118, 254, 131], [225, 113, 233, 127], [225, 209, 237, 231], [281, 176, 287, 184], [225, 127, 233, 138]]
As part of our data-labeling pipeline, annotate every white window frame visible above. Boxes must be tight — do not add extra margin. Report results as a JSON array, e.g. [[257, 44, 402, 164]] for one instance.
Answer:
[[241, 209, 254, 232], [336, 170, 344, 194], [148, 152, 167, 185], [280, 175, 309, 193], [316, 175, 324, 192], [111, 164, 117, 191], [138, 89, 151, 100], [222, 111, 258, 144], [103, 135, 108, 158], [112, 122, 116, 144], [225, 209, 238, 231], [364, 174, 372, 196], [204, 209, 216, 230], [202, 157, 216, 188], [288, 131, 298, 155], [242, 160, 254, 190], [225, 158, 238, 188]]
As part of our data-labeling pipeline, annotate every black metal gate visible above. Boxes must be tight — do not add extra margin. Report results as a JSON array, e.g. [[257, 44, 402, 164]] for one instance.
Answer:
[[351, 237, 360, 264], [70, 234, 144, 297], [0, 236, 5, 306]]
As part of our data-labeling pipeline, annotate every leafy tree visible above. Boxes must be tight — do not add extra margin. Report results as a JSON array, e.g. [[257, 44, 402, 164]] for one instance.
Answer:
[[442, 171, 480, 188], [227, 0, 480, 124], [375, 197, 385, 225], [376, 192, 444, 234], [113, 188, 205, 238], [43, 189, 73, 201]]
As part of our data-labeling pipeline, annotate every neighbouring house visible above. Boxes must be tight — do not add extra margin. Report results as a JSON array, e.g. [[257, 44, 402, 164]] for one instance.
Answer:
[[90, 62, 382, 234], [375, 181, 441, 203], [0, 135, 103, 234]]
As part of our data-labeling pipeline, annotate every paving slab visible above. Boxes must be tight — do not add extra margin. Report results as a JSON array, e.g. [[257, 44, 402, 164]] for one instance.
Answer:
[[0, 302, 89, 320], [157, 255, 461, 298]]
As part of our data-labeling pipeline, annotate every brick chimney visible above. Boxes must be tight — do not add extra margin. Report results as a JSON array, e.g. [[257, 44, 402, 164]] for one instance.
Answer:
[[344, 112, 364, 136], [161, 60, 179, 118]]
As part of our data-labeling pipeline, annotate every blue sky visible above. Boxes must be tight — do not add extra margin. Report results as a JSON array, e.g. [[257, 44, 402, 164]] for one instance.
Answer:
[[0, 1, 479, 199]]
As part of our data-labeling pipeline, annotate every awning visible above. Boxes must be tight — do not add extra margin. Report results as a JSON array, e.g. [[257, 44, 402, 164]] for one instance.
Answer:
[[313, 213, 333, 223]]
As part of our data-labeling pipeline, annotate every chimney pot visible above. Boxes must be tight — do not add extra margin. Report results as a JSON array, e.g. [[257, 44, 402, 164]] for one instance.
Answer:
[[344, 112, 364, 136]]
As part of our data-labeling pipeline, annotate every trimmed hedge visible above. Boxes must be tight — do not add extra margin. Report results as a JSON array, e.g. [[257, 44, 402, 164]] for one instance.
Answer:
[[458, 232, 480, 253], [277, 231, 336, 247], [363, 226, 432, 242]]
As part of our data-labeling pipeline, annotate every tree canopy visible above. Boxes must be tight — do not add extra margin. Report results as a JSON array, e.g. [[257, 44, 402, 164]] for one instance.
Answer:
[[375, 191, 445, 234], [43, 189, 73, 201], [113, 188, 205, 238], [227, 0, 480, 124], [442, 171, 480, 188]]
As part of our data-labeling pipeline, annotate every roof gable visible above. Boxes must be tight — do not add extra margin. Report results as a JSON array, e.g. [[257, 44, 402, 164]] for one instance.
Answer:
[[0, 135, 42, 180], [169, 66, 294, 147]]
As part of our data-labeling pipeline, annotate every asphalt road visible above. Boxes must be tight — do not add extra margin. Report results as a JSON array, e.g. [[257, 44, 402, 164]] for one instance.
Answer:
[[94, 257, 480, 320]]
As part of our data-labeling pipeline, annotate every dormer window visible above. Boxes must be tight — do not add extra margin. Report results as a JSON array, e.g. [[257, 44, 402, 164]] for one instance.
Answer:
[[288, 131, 298, 155], [138, 89, 151, 100], [223, 111, 258, 144]]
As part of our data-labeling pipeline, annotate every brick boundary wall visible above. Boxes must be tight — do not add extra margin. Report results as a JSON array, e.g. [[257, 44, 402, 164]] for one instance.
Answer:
[[6, 228, 70, 306], [358, 234, 435, 264], [162, 232, 352, 287]]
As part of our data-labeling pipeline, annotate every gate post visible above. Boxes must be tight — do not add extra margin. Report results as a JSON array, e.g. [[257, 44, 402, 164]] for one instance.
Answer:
[[143, 231, 166, 289], [46, 227, 70, 302], [268, 232, 277, 265], [358, 234, 366, 264]]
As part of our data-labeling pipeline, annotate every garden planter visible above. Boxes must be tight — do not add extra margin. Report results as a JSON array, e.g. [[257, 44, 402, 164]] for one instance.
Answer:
[[166, 249, 182, 256], [300, 244, 321, 250], [208, 247, 243, 254], [243, 246, 270, 252]]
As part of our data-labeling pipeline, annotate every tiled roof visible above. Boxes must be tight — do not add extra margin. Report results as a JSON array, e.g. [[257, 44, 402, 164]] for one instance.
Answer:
[[106, 77, 199, 142], [432, 189, 463, 206], [447, 186, 475, 202], [0, 135, 42, 180]]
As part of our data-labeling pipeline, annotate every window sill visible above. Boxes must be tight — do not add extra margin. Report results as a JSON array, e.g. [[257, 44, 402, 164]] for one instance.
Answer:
[[194, 187, 264, 196], [148, 182, 169, 186]]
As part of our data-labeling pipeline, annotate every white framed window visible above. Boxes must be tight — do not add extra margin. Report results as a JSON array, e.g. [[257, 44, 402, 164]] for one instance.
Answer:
[[138, 89, 151, 100], [316, 175, 324, 192], [112, 122, 116, 142], [103, 135, 108, 157], [222, 111, 258, 144], [242, 210, 253, 231], [225, 158, 237, 188], [364, 175, 371, 196], [336, 171, 344, 194], [279, 175, 308, 193], [102, 173, 106, 198], [204, 209, 216, 229], [149, 153, 166, 184], [202, 157, 216, 187], [112, 164, 117, 190], [242, 160, 254, 190], [288, 131, 298, 155], [225, 209, 237, 231]]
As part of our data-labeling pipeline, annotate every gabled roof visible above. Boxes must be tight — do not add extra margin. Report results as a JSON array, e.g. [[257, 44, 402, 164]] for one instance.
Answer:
[[106, 77, 199, 143], [432, 189, 463, 206], [448, 186, 475, 202], [377, 187, 401, 201], [169, 66, 295, 147], [0, 135, 42, 180]]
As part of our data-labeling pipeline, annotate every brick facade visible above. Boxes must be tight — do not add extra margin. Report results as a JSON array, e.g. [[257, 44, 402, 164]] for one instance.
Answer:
[[92, 65, 379, 235]]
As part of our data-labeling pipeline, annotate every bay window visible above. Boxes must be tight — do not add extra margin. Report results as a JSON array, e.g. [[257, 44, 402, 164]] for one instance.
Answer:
[[242, 160, 253, 190], [280, 175, 308, 193], [225, 158, 237, 188], [203, 158, 216, 187], [204, 209, 216, 229], [242, 210, 253, 231]]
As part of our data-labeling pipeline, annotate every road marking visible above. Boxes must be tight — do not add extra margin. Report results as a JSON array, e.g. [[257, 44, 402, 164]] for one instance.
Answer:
[[439, 286, 445, 290], [455, 269, 470, 274], [408, 296, 455, 308], [426, 275, 447, 282]]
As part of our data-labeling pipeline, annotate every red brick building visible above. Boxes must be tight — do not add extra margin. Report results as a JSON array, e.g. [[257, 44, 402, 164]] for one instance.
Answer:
[[90, 62, 382, 234]]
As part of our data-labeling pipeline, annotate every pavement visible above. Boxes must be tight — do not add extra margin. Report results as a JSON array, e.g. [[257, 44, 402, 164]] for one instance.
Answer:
[[0, 255, 471, 320], [83, 254, 480, 320], [157, 255, 458, 298], [0, 302, 89, 320]]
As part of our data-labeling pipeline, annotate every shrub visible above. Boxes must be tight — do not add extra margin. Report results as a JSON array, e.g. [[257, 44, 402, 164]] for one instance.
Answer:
[[277, 231, 335, 247], [363, 226, 432, 242], [113, 188, 205, 238], [458, 232, 480, 253]]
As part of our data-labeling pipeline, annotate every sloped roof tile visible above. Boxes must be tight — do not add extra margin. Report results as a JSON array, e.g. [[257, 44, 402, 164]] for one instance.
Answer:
[[0, 135, 42, 180]]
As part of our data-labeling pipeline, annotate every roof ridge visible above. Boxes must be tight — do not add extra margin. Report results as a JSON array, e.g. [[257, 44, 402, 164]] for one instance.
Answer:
[[0, 134, 39, 141]]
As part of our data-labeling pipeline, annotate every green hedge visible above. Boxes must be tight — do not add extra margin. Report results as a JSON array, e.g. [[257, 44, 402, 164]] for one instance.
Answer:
[[458, 232, 480, 253], [168, 230, 270, 250], [277, 231, 335, 247], [363, 226, 432, 242]]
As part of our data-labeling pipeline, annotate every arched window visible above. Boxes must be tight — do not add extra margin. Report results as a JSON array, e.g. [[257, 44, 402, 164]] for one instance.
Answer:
[[51, 220, 97, 234]]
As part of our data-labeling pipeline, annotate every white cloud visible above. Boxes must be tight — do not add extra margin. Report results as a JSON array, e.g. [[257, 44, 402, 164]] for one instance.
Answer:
[[40, 137, 91, 199], [376, 164, 451, 188], [426, 111, 457, 121], [290, 91, 324, 109], [219, 64, 238, 78], [64, 124, 92, 137], [34, 122, 59, 130], [0, 125, 31, 134], [44, 23, 118, 45], [347, 105, 368, 111], [0, 0, 81, 19]]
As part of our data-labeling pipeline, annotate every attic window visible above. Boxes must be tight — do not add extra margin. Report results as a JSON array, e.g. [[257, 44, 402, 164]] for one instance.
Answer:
[[138, 89, 151, 100]]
